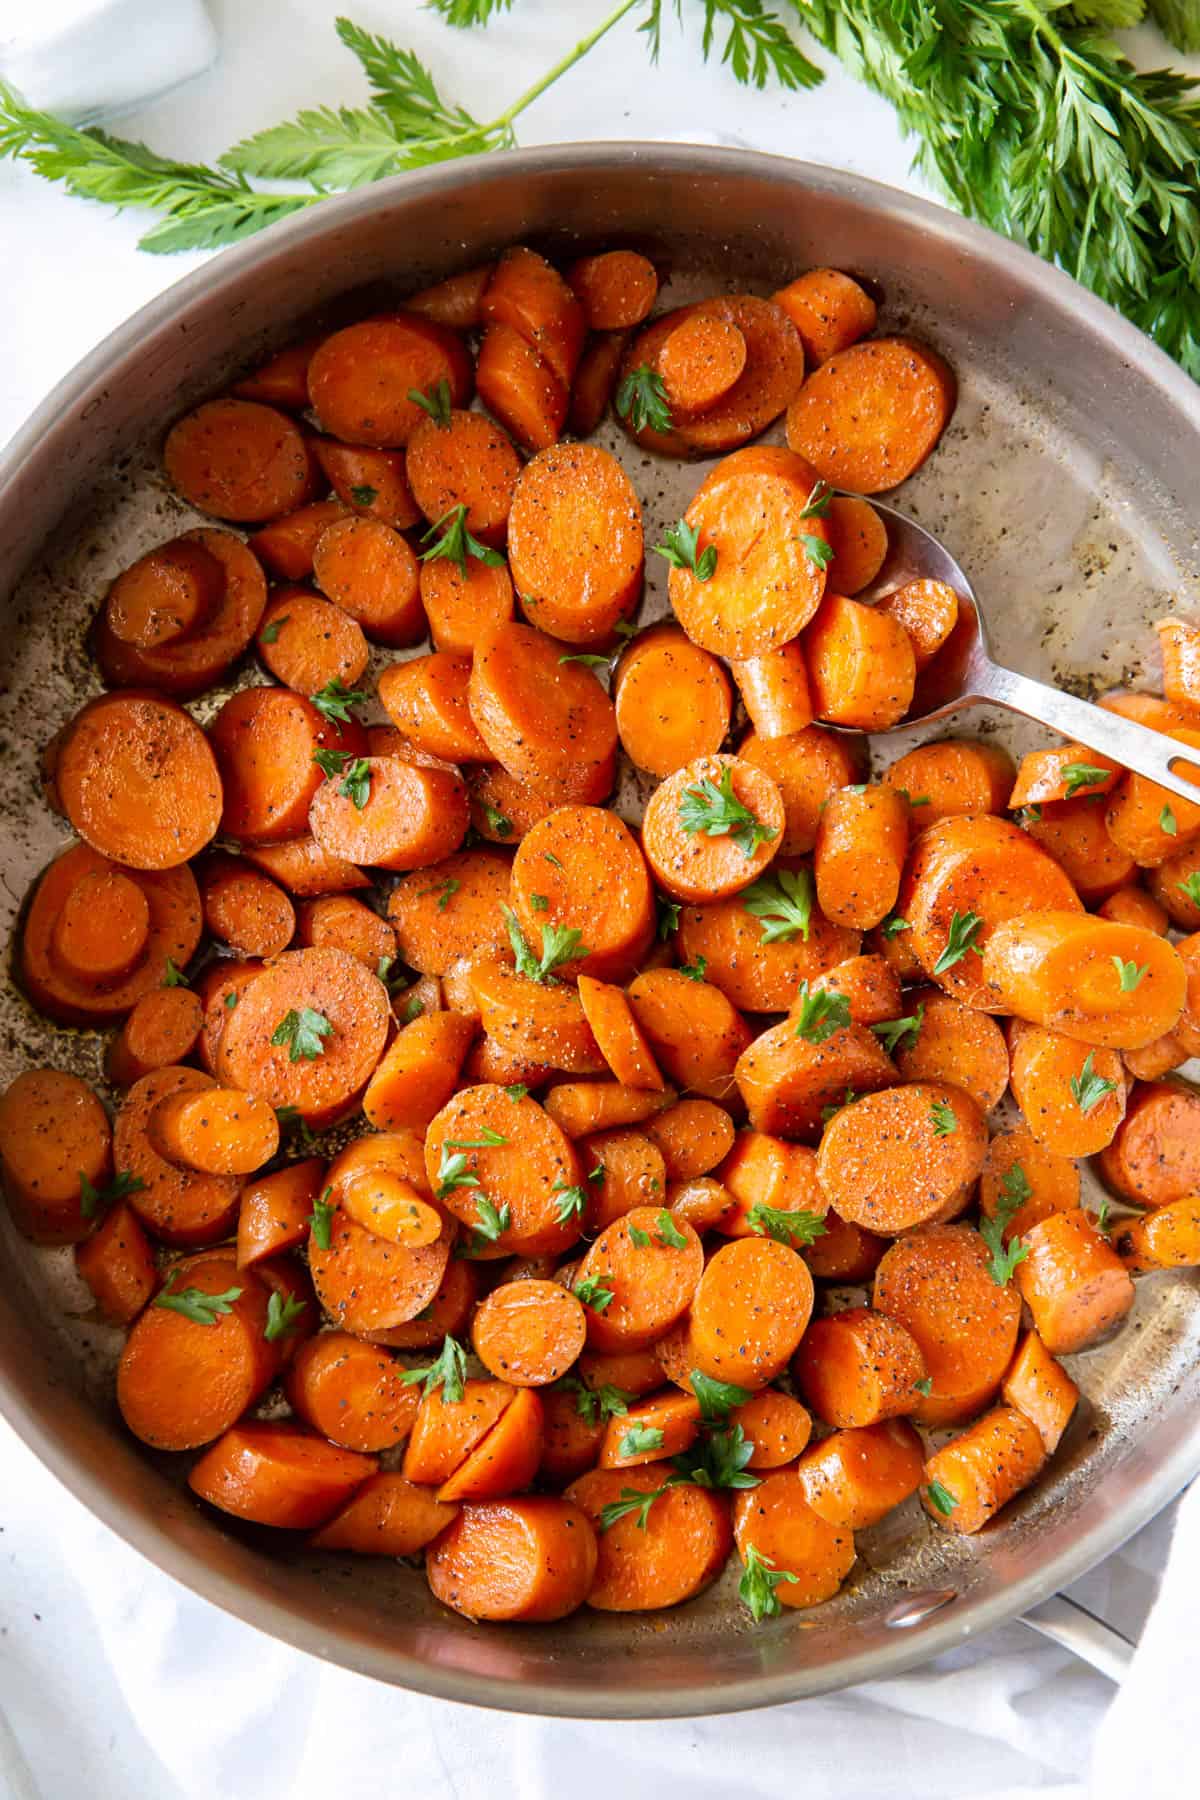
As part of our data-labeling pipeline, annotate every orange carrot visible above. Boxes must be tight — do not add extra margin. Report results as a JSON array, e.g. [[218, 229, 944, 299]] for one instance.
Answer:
[[188, 1422, 376, 1529], [614, 623, 732, 776], [509, 443, 643, 644], [772, 268, 877, 364], [74, 1202, 157, 1324], [1001, 1330, 1079, 1453], [567, 1466, 732, 1611], [796, 1419, 926, 1529], [786, 336, 956, 493], [739, 725, 866, 855], [425, 1496, 597, 1621], [874, 1224, 1021, 1426], [733, 1473, 855, 1607], [164, 398, 317, 522], [921, 1405, 1046, 1534]]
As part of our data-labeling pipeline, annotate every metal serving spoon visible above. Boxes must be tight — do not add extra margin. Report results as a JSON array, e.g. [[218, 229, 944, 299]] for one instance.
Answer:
[[864, 501, 1200, 804]]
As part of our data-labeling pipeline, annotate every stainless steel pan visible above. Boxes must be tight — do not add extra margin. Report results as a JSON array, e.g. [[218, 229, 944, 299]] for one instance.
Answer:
[[0, 145, 1197, 1717]]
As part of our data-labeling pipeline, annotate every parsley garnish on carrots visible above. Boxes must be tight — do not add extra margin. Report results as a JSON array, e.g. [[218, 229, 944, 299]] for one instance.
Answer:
[[420, 502, 506, 575], [308, 1189, 335, 1249], [407, 376, 453, 428], [980, 1165, 1031, 1287], [654, 518, 716, 582], [618, 1424, 665, 1458], [872, 1005, 925, 1054], [792, 982, 851, 1045], [502, 905, 586, 982], [311, 678, 368, 723], [742, 868, 813, 943], [271, 1007, 333, 1062], [78, 1170, 145, 1220], [1112, 956, 1148, 992], [739, 1545, 799, 1622], [746, 1204, 826, 1248], [1070, 1050, 1118, 1115], [615, 363, 672, 434], [154, 1277, 242, 1325], [161, 957, 189, 987], [678, 764, 777, 859], [400, 1335, 468, 1404], [933, 910, 983, 974], [575, 1274, 615, 1313], [1061, 760, 1111, 797], [263, 1291, 307, 1342], [925, 1478, 959, 1517]]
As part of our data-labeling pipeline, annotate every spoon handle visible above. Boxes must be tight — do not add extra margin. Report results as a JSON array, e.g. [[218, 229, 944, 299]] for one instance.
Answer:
[[977, 662, 1200, 806]]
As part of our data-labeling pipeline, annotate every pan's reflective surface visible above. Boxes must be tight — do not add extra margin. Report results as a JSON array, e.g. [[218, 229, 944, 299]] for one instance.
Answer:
[[0, 146, 1198, 1716]]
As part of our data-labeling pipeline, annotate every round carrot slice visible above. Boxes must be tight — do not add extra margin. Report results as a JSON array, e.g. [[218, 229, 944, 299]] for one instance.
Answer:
[[117, 1258, 272, 1450], [312, 438, 421, 530], [642, 753, 784, 904], [598, 1389, 701, 1468], [116, 1067, 242, 1247], [667, 447, 828, 659], [733, 1389, 813, 1470], [1097, 1078, 1200, 1205], [242, 837, 371, 896], [626, 966, 751, 1103], [567, 250, 658, 329], [805, 592, 917, 731], [1015, 1209, 1134, 1355], [236, 1159, 325, 1268], [677, 888, 859, 1012], [481, 246, 586, 387], [200, 853, 295, 959], [95, 528, 268, 698], [54, 692, 221, 871], [307, 314, 472, 447], [476, 323, 568, 454], [580, 1128, 667, 1229], [733, 1473, 856, 1608], [793, 1307, 926, 1428], [378, 652, 493, 763], [426, 1496, 597, 1622], [466, 763, 556, 844], [614, 623, 731, 777], [893, 987, 1010, 1113], [577, 975, 665, 1089], [1021, 799, 1136, 905], [729, 642, 813, 739], [921, 1404, 1047, 1535], [105, 535, 225, 647], [249, 500, 351, 582], [194, 959, 264, 1075], [0, 1068, 112, 1245], [712, 1131, 826, 1238], [309, 757, 469, 873], [509, 443, 643, 644], [420, 556, 514, 657], [49, 866, 150, 985], [786, 337, 956, 493], [188, 1422, 377, 1529], [107, 984, 204, 1087], [643, 1099, 735, 1181], [772, 269, 877, 365], [311, 516, 424, 647], [982, 911, 1186, 1050], [401, 1378, 515, 1486], [232, 336, 322, 411], [824, 495, 888, 595], [425, 1084, 582, 1257], [566, 1467, 732, 1611], [311, 1205, 453, 1334], [217, 946, 389, 1126], [740, 726, 865, 856], [406, 408, 519, 541], [256, 587, 370, 695], [814, 784, 910, 929], [472, 1279, 588, 1386], [362, 1010, 477, 1133], [818, 1082, 986, 1234], [689, 1237, 814, 1388], [164, 398, 316, 521], [511, 805, 653, 983], [874, 1223, 1021, 1426], [881, 739, 1015, 827], [574, 1206, 703, 1352], [469, 959, 605, 1074], [1008, 1020, 1126, 1158], [796, 1420, 925, 1529], [539, 1388, 606, 1485], [297, 893, 395, 969], [369, 1255, 480, 1351], [310, 1473, 459, 1554], [285, 1330, 421, 1452], [74, 1200, 157, 1324], [210, 685, 366, 846], [660, 313, 747, 415], [469, 622, 618, 803], [734, 1015, 896, 1141], [875, 578, 960, 668], [386, 848, 512, 975], [146, 1085, 278, 1177], [543, 1081, 673, 1139], [979, 1124, 1079, 1242], [569, 332, 629, 439]]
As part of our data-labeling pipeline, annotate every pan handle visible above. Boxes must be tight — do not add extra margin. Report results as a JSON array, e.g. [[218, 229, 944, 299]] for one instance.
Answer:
[[1019, 1593, 1135, 1682]]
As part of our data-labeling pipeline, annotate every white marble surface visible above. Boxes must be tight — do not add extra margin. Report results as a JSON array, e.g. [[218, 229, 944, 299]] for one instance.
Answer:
[[1, 5, 1198, 1797]]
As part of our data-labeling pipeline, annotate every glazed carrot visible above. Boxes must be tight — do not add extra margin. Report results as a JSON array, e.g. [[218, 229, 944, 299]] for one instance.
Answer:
[[1122, 1030, 1190, 1081], [165, 398, 317, 521], [567, 251, 658, 329], [686, 1236, 814, 1388], [772, 268, 877, 365], [567, 1467, 732, 1611], [663, 1176, 733, 1236], [148, 1085, 279, 1176], [400, 1376, 515, 1484], [1105, 726, 1200, 866], [1096, 1078, 1200, 1205], [573, 1348, 662, 1402], [426, 1496, 597, 1621], [793, 1307, 926, 1428], [362, 1012, 476, 1134], [311, 1205, 452, 1335], [538, 1387, 606, 1485], [199, 854, 295, 960], [921, 1405, 1046, 1534], [575, 1129, 664, 1230], [461, 1033, 552, 1090], [232, 337, 321, 410], [106, 985, 204, 1087], [236, 1159, 326, 1268], [325, 1132, 443, 1248], [732, 1389, 812, 1469], [420, 554, 514, 656], [732, 1473, 855, 1608], [705, 1130, 824, 1241], [801, 1209, 886, 1283], [309, 1474, 458, 1555], [472, 1280, 588, 1387], [823, 495, 888, 595], [284, 1331, 420, 1453], [1008, 742, 1120, 808], [53, 693, 221, 872], [1007, 1021, 1126, 1157], [386, 849, 511, 976], [509, 443, 643, 644], [213, 1251, 311, 1357], [543, 1081, 673, 1138], [188, 1422, 376, 1529], [103, 535, 225, 647], [216, 946, 390, 1127], [370, 1256, 480, 1350], [739, 725, 866, 855], [805, 591, 916, 731], [618, 296, 804, 457], [406, 408, 520, 543], [576, 976, 666, 1090], [1001, 1330, 1079, 1453], [1154, 616, 1200, 710], [978, 1130, 1086, 1245], [0, 1069, 111, 1244], [43, 863, 153, 990], [475, 323, 568, 452], [667, 447, 829, 658], [242, 836, 371, 897], [249, 500, 351, 581], [874, 1224, 1022, 1427], [796, 1419, 925, 1529], [115, 1068, 241, 1247], [311, 516, 424, 647], [1147, 841, 1200, 927], [676, 885, 861, 1014], [730, 641, 813, 738], [255, 587, 369, 696], [210, 685, 365, 846], [641, 753, 784, 904], [900, 815, 1082, 1008], [426, 1084, 583, 1257], [867, 917, 925, 982], [1021, 798, 1136, 905], [296, 894, 394, 971], [482, 246, 586, 386], [407, 262, 494, 328], [74, 1201, 157, 1324], [95, 528, 267, 698], [733, 1016, 896, 1141], [470, 959, 604, 1075], [627, 967, 752, 1103], [511, 806, 654, 983], [643, 1099, 736, 1181], [567, 330, 630, 437], [117, 1257, 272, 1450], [786, 336, 956, 492], [893, 987, 1010, 1113], [881, 739, 1015, 827], [437, 1386, 546, 1502], [312, 438, 422, 529], [195, 959, 263, 1074], [814, 784, 909, 928], [598, 1389, 701, 1469], [378, 653, 491, 763], [1114, 1195, 1200, 1271], [982, 911, 1185, 1049], [874, 578, 959, 669], [469, 622, 618, 803], [465, 764, 556, 843], [307, 314, 472, 446], [614, 623, 732, 776], [660, 313, 747, 414], [310, 756, 469, 873], [574, 1205, 703, 1353]]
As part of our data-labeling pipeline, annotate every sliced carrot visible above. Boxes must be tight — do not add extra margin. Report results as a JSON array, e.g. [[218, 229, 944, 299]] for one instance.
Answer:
[[297, 893, 395, 970], [426, 1495, 597, 1621], [437, 1387, 545, 1502], [1001, 1330, 1079, 1453], [807, 954, 901, 1028], [796, 1419, 925, 1529], [642, 753, 784, 904], [1155, 616, 1200, 710], [823, 495, 888, 595], [734, 1016, 896, 1141], [147, 1085, 278, 1176], [567, 330, 630, 437], [210, 684, 365, 846], [739, 725, 866, 855], [475, 323, 568, 452], [74, 1201, 157, 1324], [310, 756, 469, 873], [116, 1067, 241, 1247], [511, 805, 654, 983], [509, 443, 643, 644], [118, 1257, 272, 1450], [311, 1205, 452, 1335], [200, 853, 295, 960], [466, 763, 556, 844], [312, 437, 421, 530], [420, 554, 514, 657], [881, 739, 1015, 827], [386, 848, 511, 976], [188, 1422, 376, 1529], [249, 500, 351, 582], [893, 987, 1010, 1112], [472, 1280, 587, 1387], [733, 1473, 855, 1607], [165, 397, 317, 521], [576, 975, 666, 1090], [309, 1473, 458, 1555], [195, 959, 263, 1074], [307, 314, 472, 447], [482, 246, 586, 388], [236, 1159, 326, 1268], [568, 251, 658, 330], [1008, 742, 1120, 808], [641, 1098, 735, 1182], [667, 1176, 737, 1235], [407, 263, 494, 328], [730, 641, 813, 738], [103, 535, 225, 648], [543, 1082, 673, 1139], [614, 623, 732, 776], [255, 587, 369, 696], [805, 592, 916, 730], [876, 578, 960, 669], [677, 885, 861, 1013], [793, 1306, 925, 1427], [1097, 1078, 1200, 1205], [814, 784, 910, 928], [311, 516, 424, 648], [567, 1466, 732, 1611], [1147, 844, 1200, 928], [425, 1083, 582, 1257], [660, 313, 747, 415], [1114, 1195, 1200, 1271], [574, 1205, 703, 1352], [0, 1071, 112, 1245], [786, 336, 956, 493], [106, 985, 203, 1087], [983, 910, 1185, 1050], [922, 1404, 1046, 1534], [538, 1388, 606, 1485], [687, 1236, 814, 1388], [1105, 725, 1200, 867], [578, 1129, 666, 1231], [978, 1125, 1079, 1242], [1007, 1020, 1127, 1158], [405, 408, 519, 542], [733, 1389, 812, 1469], [285, 1330, 421, 1451], [772, 268, 877, 365], [627, 966, 752, 1103], [469, 622, 618, 803], [1021, 798, 1137, 904], [95, 528, 268, 699], [598, 1389, 701, 1468], [232, 337, 321, 410], [801, 1209, 886, 1283], [376, 652, 490, 764], [368, 1255, 480, 1351], [242, 836, 371, 896]]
